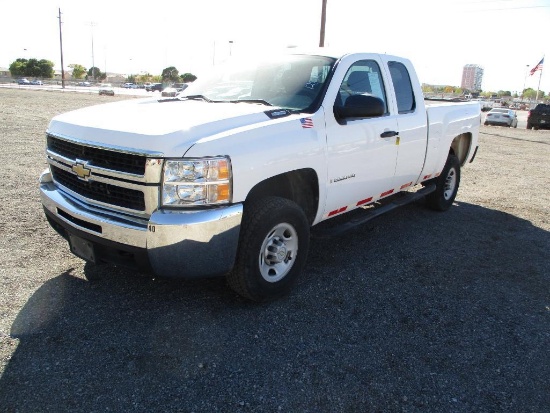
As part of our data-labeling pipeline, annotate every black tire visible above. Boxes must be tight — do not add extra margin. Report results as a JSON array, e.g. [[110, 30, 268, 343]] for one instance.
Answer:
[[526, 123, 533, 130], [227, 196, 310, 301], [425, 153, 461, 211], [83, 261, 103, 281]]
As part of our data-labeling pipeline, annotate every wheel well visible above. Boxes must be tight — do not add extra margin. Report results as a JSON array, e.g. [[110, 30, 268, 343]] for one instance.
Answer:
[[451, 133, 472, 165], [245, 169, 319, 225]]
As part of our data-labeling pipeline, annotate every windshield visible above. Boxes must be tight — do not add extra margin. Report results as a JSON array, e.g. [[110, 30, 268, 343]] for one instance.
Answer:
[[180, 54, 336, 111]]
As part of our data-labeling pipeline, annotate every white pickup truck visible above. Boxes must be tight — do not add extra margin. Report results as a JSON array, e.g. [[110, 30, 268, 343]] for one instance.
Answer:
[[40, 50, 480, 301]]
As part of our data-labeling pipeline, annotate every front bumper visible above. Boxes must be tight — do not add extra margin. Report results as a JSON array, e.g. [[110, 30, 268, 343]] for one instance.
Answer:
[[40, 175, 243, 278]]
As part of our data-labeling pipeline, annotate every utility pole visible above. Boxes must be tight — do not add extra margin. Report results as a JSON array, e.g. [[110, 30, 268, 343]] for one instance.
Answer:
[[319, 0, 327, 47], [58, 8, 65, 89]]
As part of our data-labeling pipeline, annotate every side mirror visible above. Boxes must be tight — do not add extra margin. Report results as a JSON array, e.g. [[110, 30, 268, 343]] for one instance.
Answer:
[[335, 94, 385, 120]]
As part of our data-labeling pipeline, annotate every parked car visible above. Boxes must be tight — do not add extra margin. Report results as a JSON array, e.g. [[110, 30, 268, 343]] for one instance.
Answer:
[[484, 108, 518, 127], [161, 83, 189, 97], [17, 78, 30, 85], [526, 104, 550, 130], [123, 83, 136, 89], [77, 81, 91, 87], [99, 84, 115, 96], [146, 83, 163, 92], [30, 80, 43, 85]]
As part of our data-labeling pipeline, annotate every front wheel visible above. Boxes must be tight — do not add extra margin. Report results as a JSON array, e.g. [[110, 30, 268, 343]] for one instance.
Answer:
[[227, 197, 310, 301], [425, 153, 461, 211]]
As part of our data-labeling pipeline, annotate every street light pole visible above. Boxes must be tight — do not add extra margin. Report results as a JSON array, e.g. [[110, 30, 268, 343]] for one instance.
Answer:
[[521, 64, 529, 101], [90, 22, 96, 81]]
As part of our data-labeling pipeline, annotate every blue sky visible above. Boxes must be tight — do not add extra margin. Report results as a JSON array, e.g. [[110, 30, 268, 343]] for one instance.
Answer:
[[2, 0, 549, 93]]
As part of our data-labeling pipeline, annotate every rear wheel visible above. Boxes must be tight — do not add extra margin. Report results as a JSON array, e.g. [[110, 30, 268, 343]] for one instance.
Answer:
[[526, 123, 533, 129], [227, 196, 310, 301], [425, 154, 460, 211]]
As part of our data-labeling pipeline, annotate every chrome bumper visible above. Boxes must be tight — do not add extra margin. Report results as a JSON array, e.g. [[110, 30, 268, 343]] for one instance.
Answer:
[[40, 172, 243, 278]]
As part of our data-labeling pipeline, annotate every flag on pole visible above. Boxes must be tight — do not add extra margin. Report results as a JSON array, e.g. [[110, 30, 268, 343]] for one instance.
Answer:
[[530, 57, 544, 76]]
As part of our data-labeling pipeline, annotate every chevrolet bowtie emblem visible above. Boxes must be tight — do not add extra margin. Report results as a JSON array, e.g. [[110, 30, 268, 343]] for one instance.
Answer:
[[72, 161, 92, 180]]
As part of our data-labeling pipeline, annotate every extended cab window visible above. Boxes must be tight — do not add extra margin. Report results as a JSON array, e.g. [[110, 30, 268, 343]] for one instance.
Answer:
[[336, 60, 388, 115], [388, 61, 416, 114]]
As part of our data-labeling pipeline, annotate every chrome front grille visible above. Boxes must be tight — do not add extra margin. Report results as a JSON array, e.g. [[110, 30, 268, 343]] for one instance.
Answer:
[[51, 165, 146, 211], [47, 135, 147, 175], [46, 133, 164, 216]]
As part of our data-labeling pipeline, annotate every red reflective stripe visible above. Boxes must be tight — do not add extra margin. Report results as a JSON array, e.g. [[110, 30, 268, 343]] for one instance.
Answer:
[[423, 174, 432, 180], [380, 189, 394, 197], [400, 182, 413, 190], [328, 206, 348, 217], [356, 197, 373, 206]]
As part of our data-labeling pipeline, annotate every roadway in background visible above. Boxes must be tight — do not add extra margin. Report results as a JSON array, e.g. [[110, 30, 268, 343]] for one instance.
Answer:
[[0, 82, 531, 128]]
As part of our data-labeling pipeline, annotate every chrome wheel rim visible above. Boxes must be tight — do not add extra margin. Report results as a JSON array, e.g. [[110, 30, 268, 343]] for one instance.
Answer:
[[443, 167, 457, 200], [259, 223, 298, 283]]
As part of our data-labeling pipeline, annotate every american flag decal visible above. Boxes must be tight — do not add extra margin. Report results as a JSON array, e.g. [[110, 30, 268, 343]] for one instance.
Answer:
[[300, 118, 314, 128]]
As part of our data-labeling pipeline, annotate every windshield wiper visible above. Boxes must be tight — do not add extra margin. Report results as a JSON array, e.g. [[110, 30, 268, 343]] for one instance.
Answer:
[[178, 95, 213, 102], [228, 99, 272, 106]]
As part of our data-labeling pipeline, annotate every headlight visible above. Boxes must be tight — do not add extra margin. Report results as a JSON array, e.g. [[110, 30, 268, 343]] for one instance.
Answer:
[[161, 157, 232, 207]]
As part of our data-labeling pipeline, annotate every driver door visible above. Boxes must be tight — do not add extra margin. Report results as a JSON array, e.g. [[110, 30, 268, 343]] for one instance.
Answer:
[[323, 57, 399, 218]]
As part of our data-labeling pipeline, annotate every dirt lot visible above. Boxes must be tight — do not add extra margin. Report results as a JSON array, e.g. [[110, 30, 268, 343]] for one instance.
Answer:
[[0, 88, 548, 412]]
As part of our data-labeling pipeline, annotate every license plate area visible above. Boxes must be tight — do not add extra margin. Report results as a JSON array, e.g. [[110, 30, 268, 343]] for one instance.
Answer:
[[69, 234, 96, 263]]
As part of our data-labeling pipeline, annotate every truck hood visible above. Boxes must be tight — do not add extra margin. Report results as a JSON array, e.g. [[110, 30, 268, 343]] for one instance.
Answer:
[[47, 98, 279, 157]]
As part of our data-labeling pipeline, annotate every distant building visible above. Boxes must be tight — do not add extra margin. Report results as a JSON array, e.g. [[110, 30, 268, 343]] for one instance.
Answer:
[[461, 64, 483, 92]]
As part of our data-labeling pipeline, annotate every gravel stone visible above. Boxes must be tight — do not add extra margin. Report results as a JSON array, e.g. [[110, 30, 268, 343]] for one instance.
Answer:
[[0, 88, 548, 412]]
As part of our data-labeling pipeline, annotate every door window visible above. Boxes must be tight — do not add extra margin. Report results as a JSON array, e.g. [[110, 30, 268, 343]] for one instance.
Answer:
[[337, 60, 388, 115], [388, 61, 416, 114]]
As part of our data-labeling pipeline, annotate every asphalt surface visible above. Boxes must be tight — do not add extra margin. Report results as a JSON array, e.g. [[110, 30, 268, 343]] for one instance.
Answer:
[[0, 88, 548, 412]]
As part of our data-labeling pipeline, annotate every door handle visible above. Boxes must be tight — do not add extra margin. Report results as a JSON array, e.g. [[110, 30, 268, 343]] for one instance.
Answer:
[[380, 131, 399, 138]]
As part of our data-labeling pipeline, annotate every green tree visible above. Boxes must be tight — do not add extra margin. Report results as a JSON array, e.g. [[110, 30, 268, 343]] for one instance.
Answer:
[[421, 84, 434, 93], [498, 90, 511, 97], [523, 88, 537, 100], [136, 73, 154, 84], [9, 58, 54, 78], [162, 66, 179, 82], [87, 66, 102, 81], [38, 59, 54, 78], [69, 64, 87, 79], [180, 72, 197, 83], [9, 58, 27, 77]]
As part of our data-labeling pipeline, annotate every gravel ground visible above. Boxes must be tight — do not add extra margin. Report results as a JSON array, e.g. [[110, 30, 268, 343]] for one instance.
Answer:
[[0, 88, 548, 412]]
